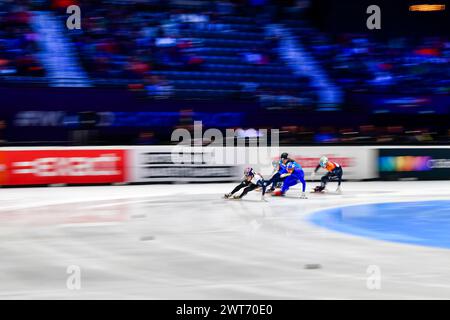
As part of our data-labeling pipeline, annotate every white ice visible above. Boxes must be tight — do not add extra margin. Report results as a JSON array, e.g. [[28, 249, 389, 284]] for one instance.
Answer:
[[0, 181, 450, 299]]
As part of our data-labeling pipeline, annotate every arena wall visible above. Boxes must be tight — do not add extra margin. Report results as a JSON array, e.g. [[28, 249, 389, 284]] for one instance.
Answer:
[[0, 146, 448, 186]]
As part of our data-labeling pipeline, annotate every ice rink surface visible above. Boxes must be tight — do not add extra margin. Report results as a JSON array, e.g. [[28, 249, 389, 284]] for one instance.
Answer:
[[1, 181, 450, 299]]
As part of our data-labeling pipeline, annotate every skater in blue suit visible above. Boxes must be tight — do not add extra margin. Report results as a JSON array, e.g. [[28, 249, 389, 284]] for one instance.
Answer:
[[266, 152, 292, 192], [274, 161, 307, 199]]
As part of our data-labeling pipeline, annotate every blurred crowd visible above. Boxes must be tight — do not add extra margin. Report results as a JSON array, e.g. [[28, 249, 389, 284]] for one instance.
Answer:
[[0, 1, 44, 77], [66, 5, 205, 79], [0, 0, 316, 105], [57, 0, 309, 103], [2, 0, 448, 97], [0, 0, 448, 146], [302, 29, 450, 95], [1, 0, 448, 95]]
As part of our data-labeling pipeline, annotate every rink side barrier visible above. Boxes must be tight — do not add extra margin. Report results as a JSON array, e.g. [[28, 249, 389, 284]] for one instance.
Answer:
[[0, 146, 448, 186], [0, 147, 128, 186], [246, 146, 378, 180], [128, 146, 240, 183], [378, 147, 450, 180]]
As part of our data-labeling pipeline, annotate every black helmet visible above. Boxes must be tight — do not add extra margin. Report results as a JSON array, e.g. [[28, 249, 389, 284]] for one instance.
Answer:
[[281, 152, 289, 160]]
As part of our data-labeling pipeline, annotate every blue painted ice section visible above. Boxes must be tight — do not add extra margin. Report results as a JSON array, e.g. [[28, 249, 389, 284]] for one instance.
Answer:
[[309, 200, 450, 249]]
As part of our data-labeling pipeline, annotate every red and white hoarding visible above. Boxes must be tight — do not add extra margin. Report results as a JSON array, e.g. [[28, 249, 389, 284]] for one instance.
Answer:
[[0, 149, 127, 186]]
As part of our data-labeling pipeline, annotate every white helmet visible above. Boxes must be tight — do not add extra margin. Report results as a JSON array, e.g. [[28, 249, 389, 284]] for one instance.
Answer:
[[319, 156, 329, 168]]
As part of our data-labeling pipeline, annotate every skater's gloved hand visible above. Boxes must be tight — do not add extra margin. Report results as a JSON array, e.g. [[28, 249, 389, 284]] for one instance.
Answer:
[[310, 171, 316, 178]]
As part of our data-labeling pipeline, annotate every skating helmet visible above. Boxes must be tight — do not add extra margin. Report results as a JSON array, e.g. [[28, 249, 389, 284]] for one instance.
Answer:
[[286, 162, 296, 172], [319, 156, 329, 168], [244, 167, 255, 177], [280, 152, 289, 160], [272, 160, 279, 168]]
